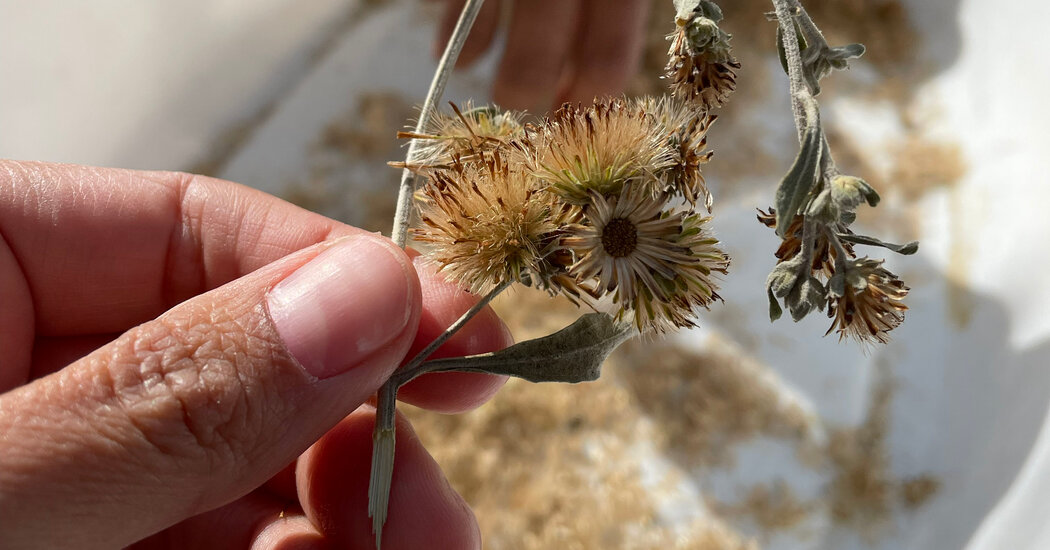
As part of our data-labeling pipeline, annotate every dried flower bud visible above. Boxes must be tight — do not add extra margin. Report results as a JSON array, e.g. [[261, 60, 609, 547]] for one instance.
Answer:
[[517, 99, 674, 204], [826, 258, 909, 344], [665, 3, 740, 110], [562, 184, 729, 332], [398, 102, 524, 171], [412, 149, 577, 294]]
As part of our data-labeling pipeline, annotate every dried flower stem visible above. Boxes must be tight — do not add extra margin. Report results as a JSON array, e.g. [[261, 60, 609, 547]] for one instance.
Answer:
[[390, 0, 487, 248], [373, 2, 488, 547], [771, 0, 854, 282], [369, 278, 509, 548], [772, 0, 810, 139], [824, 224, 851, 272]]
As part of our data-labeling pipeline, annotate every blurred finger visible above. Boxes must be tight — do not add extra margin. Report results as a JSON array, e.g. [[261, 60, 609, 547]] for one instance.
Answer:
[[559, 0, 650, 104], [251, 514, 329, 550], [297, 408, 480, 550], [493, 0, 582, 112], [129, 492, 312, 550], [434, 0, 502, 66]]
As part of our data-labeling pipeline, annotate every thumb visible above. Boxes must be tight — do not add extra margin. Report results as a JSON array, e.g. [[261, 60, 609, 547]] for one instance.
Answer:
[[0, 234, 420, 549]]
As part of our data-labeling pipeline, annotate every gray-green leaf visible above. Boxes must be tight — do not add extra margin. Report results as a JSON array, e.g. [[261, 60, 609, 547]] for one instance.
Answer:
[[785, 276, 826, 322], [416, 313, 634, 384], [774, 126, 824, 237], [674, 0, 703, 22], [767, 286, 783, 322], [837, 234, 919, 255]]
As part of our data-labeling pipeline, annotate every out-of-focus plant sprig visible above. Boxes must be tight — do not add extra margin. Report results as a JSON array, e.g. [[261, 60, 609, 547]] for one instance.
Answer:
[[764, 0, 918, 344]]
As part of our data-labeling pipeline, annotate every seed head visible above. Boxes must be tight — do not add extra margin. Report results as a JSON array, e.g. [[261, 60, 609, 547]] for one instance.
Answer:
[[562, 184, 729, 332], [398, 102, 524, 171], [665, 10, 740, 110], [643, 96, 718, 209], [826, 258, 909, 344], [413, 149, 577, 293], [517, 99, 674, 204]]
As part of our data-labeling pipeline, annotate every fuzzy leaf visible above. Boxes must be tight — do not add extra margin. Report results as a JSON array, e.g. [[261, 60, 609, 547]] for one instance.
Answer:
[[806, 187, 839, 224], [674, 0, 704, 21], [827, 43, 866, 61], [785, 276, 826, 322], [698, 0, 723, 21], [774, 126, 824, 237], [776, 21, 808, 76], [768, 286, 784, 322], [420, 313, 634, 384], [767, 255, 805, 299], [838, 234, 919, 255], [830, 175, 880, 213]]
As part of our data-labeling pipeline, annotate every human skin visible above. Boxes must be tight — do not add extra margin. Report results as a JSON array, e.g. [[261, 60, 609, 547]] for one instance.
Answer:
[[0, 161, 512, 550], [432, 0, 652, 113]]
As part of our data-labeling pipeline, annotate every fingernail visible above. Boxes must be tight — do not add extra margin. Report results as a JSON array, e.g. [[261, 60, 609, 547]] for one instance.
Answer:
[[266, 236, 414, 379]]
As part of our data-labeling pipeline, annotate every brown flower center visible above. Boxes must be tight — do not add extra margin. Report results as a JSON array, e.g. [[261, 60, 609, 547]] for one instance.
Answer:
[[601, 217, 638, 258]]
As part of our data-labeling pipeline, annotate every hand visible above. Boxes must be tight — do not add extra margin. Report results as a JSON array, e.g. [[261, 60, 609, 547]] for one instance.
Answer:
[[0, 161, 511, 549], [432, 0, 652, 113]]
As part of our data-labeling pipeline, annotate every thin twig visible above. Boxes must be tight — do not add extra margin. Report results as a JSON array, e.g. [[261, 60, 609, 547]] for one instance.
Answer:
[[398, 279, 512, 384], [390, 0, 487, 248]]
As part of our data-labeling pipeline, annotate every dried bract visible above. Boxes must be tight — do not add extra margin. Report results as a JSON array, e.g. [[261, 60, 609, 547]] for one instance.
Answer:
[[826, 258, 909, 344], [757, 207, 854, 277], [651, 98, 717, 209]]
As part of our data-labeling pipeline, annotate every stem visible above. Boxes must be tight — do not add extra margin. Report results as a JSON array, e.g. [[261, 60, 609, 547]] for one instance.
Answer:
[[771, 0, 809, 141], [399, 280, 512, 384], [823, 225, 851, 272], [390, 0, 487, 248], [799, 216, 818, 271], [368, 279, 509, 548]]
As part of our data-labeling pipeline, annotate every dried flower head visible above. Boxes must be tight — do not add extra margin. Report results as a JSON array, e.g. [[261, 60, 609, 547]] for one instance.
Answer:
[[665, 3, 741, 110], [519, 99, 673, 204], [398, 102, 524, 170], [562, 184, 729, 332], [643, 96, 717, 209], [826, 258, 909, 344], [757, 207, 854, 277], [413, 149, 576, 293]]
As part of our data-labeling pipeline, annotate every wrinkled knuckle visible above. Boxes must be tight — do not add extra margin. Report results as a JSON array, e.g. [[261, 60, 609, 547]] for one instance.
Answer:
[[104, 304, 280, 465]]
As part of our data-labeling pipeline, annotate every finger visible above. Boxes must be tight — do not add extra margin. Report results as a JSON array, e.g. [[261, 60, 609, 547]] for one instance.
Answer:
[[297, 408, 480, 550], [434, 0, 501, 67], [0, 234, 421, 549], [492, 0, 582, 113], [24, 260, 513, 414], [396, 254, 511, 414], [558, 0, 651, 104], [128, 492, 318, 550], [251, 514, 330, 550]]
